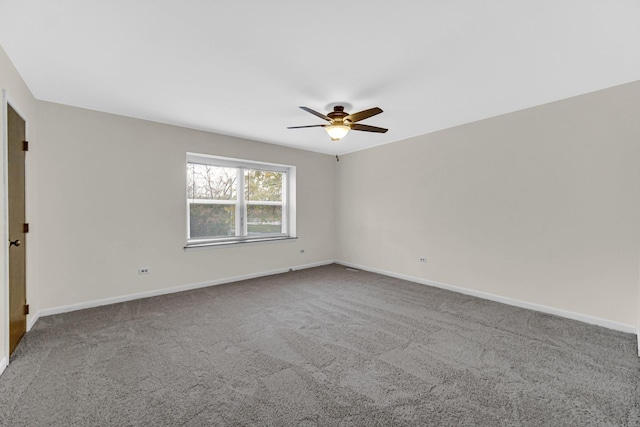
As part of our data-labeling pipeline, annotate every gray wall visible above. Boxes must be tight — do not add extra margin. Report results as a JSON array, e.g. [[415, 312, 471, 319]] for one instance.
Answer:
[[337, 81, 640, 328], [35, 101, 337, 311]]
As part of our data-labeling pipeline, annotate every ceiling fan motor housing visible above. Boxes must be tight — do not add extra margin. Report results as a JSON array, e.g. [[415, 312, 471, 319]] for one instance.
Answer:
[[328, 106, 349, 124]]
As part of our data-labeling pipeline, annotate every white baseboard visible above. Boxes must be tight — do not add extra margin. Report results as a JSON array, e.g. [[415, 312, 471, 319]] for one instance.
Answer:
[[0, 356, 7, 376], [27, 312, 40, 332], [337, 261, 637, 335], [21, 259, 640, 354], [35, 260, 335, 320]]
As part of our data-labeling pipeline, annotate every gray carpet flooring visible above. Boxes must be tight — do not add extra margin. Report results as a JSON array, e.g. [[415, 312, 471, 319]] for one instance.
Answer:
[[0, 264, 638, 426]]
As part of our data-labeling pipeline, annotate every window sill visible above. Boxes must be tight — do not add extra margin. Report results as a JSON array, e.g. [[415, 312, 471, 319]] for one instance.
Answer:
[[184, 236, 298, 251]]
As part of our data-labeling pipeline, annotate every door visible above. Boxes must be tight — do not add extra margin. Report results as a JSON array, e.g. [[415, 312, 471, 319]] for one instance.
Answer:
[[8, 104, 27, 355]]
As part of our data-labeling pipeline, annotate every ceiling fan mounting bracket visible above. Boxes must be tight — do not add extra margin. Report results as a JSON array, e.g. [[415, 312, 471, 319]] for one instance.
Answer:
[[325, 102, 353, 112]]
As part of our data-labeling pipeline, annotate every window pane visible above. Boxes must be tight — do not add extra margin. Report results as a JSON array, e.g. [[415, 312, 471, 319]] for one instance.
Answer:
[[245, 169, 283, 201], [247, 205, 282, 235], [189, 204, 236, 238], [187, 163, 237, 200]]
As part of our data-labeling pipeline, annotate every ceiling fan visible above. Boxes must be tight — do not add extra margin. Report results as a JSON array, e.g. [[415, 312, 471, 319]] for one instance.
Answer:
[[288, 105, 388, 141]]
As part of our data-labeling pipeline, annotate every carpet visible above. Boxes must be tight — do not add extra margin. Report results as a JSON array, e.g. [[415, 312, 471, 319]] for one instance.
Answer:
[[0, 264, 638, 426]]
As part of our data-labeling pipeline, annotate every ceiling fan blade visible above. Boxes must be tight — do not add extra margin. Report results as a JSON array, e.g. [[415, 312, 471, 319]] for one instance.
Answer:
[[351, 123, 388, 133], [344, 107, 383, 123], [299, 106, 331, 122], [287, 124, 327, 129]]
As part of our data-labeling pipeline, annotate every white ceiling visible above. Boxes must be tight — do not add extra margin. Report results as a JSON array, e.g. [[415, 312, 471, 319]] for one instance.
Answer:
[[1, 1, 639, 155]]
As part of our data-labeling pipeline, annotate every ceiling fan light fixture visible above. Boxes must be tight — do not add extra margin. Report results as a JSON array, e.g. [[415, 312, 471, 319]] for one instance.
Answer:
[[325, 124, 350, 141]]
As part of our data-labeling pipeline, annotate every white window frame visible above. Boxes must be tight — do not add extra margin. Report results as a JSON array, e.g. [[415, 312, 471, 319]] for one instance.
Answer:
[[186, 153, 296, 248]]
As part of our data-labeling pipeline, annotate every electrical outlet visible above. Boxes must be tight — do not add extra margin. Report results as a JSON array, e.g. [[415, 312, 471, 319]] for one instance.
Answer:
[[138, 268, 150, 274], [419, 257, 427, 263]]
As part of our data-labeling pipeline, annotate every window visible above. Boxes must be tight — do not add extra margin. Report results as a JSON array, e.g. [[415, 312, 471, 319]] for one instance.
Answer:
[[186, 153, 295, 247]]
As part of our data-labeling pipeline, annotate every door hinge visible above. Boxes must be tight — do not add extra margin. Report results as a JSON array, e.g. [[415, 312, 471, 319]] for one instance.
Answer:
[[23, 223, 29, 233], [24, 304, 29, 315], [23, 140, 29, 151]]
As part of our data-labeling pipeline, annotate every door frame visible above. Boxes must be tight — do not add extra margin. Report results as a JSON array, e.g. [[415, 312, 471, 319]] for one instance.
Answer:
[[2, 89, 30, 369]]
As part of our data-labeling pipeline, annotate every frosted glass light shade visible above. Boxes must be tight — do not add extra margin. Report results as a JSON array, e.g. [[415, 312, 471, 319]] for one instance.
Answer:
[[325, 124, 350, 141]]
